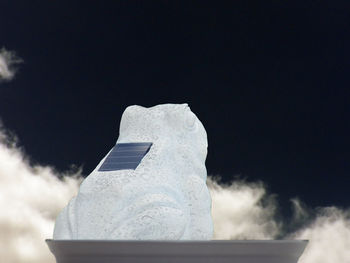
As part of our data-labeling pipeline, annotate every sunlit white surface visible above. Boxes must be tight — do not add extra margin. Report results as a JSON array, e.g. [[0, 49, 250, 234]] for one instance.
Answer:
[[54, 104, 213, 240]]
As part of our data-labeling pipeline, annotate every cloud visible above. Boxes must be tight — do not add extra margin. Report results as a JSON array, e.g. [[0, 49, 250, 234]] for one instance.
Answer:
[[208, 176, 281, 239], [289, 203, 350, 263], [209, 178, 350, 263], [0, 47, 23, 82], [0, 122, 349, 263], [0, 124, 82, 263]]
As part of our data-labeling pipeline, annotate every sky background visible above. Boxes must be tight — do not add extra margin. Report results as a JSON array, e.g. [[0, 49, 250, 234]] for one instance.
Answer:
[[0, 1, 349, 219]]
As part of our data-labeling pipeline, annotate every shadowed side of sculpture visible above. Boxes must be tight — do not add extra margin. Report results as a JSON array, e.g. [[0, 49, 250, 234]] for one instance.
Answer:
[[53, 104, 213, 240]]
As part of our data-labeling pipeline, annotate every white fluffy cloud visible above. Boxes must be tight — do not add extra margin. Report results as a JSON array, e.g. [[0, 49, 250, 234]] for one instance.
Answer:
[[0, 47, 23, 82], [208, 177, 280, 239], [209, 180, 350, 263], [0, 125, 82, 263], [0, 124, 349, 263], [290, 205, 350, 263]]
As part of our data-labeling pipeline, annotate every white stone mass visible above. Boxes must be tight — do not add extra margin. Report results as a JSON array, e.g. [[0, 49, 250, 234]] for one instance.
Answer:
[[53, 103, 213, 240]]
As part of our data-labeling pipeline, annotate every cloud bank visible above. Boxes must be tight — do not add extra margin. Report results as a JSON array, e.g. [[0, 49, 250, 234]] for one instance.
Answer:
[[208, 177, 280, 239], [209, 178, 350, 263], [0, 47, 23, 82], [290, 205, 350, 263], [0, 124, 349, 263], [0, 125, 82, 263]]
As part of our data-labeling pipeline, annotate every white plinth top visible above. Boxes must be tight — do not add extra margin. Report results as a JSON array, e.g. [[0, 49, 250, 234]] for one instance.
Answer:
[[46, 239, 308, 263]]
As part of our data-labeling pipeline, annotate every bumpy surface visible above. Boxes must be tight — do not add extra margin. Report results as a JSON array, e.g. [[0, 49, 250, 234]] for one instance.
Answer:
[[53, 104, 213, 240]]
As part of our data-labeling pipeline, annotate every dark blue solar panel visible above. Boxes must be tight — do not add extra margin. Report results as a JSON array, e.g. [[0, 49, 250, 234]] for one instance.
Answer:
[[98, 142, 153, 171]]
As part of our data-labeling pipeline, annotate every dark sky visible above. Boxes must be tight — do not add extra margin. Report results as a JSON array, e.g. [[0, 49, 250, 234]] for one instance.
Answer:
[[0, 1, 349, 215]]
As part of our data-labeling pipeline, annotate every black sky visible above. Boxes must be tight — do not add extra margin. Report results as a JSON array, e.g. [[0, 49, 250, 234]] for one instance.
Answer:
[[0, 1, 349, 214]]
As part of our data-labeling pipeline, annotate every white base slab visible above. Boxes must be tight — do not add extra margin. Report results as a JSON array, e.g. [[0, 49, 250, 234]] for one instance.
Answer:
[[46, 240, 307, 263]]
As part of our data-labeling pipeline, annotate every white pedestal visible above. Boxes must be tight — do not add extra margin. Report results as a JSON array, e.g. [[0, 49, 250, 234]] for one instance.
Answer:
[[46, 240, 307, 263]]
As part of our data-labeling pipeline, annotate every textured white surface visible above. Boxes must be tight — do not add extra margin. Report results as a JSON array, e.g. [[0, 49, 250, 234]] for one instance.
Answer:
[[53, 104, 213, 240]]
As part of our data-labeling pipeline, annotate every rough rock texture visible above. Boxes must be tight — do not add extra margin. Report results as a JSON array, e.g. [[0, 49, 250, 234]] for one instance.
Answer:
[[53, 104, 213, 240]]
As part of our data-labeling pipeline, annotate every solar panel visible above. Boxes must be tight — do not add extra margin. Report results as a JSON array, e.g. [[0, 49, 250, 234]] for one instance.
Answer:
[[98, 142, 153, 171]]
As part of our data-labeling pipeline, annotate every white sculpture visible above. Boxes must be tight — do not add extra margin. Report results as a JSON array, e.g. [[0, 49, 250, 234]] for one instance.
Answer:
[[53, 103, 213, 240]]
